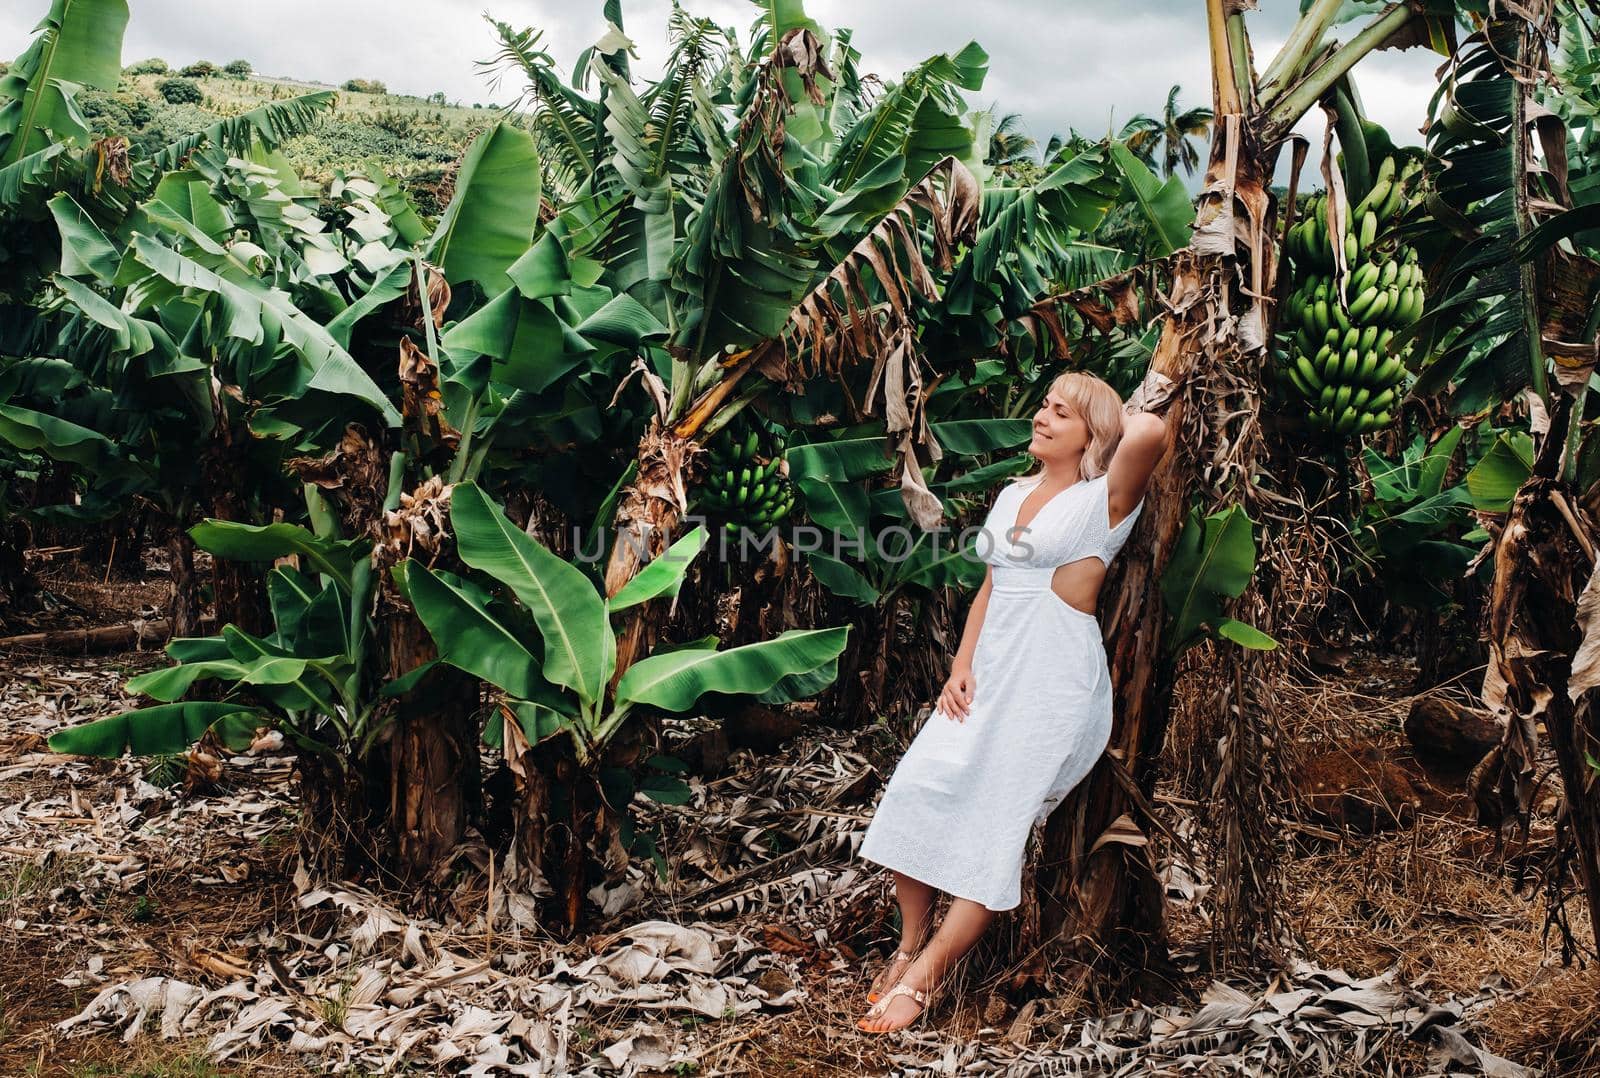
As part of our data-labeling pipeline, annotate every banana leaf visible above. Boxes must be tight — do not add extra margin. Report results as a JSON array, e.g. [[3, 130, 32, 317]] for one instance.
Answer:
[[608, 526, 709, 612], [188, 519, 362, 591], [1160, 503, 1275, 655], [48, 702, 262, 758], [1, 0, 129, 162], [396, 560, 557, 702], [615, 626, 849, 711], [451, 482, 615, 707], [429, 122, 542, 296], [1108, 140, 1193, 257]]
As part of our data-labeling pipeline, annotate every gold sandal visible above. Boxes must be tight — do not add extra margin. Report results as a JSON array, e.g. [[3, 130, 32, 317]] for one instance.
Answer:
[[856, 980, 935, 1033], [865, 949, 916, 1005]]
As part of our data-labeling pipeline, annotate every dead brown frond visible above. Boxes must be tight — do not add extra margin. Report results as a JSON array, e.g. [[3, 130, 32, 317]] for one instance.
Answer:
[[1472, 401, 1600, 964], [781, 156, 980, 528], [1024, 262, 1169, 359], [90, 136, 131, 191], [399, 260, 451, 332], [397, 336, 460, 449], [735, 27, 833, 221], [378, 475, 453, 574], [286, 422, 391, 541]]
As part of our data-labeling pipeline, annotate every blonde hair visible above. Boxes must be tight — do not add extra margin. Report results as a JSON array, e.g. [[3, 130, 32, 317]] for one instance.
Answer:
[[1022, 371, 1125, 481]]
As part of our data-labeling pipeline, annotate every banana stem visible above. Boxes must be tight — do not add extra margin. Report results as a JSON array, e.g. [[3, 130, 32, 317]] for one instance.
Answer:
[[1226, 13, 1255, 114], [1258, 0, 1346, 107], [1206, 0, 1245, 118], [1259, 4, 1415, 143]]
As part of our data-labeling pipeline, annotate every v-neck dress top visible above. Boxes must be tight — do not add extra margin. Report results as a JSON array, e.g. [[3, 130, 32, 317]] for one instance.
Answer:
[[857, 472, 1144, 911]]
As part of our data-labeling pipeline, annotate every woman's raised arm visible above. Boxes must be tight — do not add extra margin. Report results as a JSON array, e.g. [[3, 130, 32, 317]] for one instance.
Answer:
[[1105, 410, 1168, 514]]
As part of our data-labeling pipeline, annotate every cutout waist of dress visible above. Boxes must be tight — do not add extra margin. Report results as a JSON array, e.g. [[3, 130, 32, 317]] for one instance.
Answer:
[[990, 566, 1066, 594]]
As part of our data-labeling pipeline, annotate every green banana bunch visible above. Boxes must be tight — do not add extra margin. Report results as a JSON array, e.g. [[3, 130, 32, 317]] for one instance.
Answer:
[[698, 422, 795, 533], [1278, 153, 1426, 436]]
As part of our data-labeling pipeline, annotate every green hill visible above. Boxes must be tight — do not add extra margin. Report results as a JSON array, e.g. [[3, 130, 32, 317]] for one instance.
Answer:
[[81, 65, 504, 213]]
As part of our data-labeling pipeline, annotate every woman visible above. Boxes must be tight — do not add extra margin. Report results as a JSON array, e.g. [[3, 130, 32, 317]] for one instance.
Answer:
[[854, 370, 1169, 1033]]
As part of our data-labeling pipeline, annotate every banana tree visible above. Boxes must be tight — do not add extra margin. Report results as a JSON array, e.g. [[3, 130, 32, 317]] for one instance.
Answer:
[[1427, 5, 1600, 946], [46, 475, 407, 872], [396, 481, 849, 929], [18, 145, 402, 626], [478, 4, 1001, 670], [0, 0, 335, 298], [1007, 0, 1470, 979], [20, 118, 582, 881], [0, 1, 345, 631]]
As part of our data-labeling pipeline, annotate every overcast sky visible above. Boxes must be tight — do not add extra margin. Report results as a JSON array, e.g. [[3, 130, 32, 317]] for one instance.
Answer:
[[3, 1, 1445, 180]]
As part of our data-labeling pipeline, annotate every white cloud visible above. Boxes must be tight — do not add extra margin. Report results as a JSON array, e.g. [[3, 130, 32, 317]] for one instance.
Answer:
[[1, 0, 1442, 184]]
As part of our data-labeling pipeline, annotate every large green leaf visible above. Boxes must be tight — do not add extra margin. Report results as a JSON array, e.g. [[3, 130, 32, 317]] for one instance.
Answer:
[[188, 520, 360, 591], [1108, 140, 1193, 257], [483, 699, 573, 750], [52, 274, 165, 359], [928, 418, 1032, 455], [48, 193, 117, 281], [396, 560, 550, 701], [1417, 425, 1466, 500], [785, 430, 895, 481], [756, 654, 843, 705], [1, 0, 129, 163], [1465, 430, 1534, 512], [124, 654, 313, 703], [1159, 503, 1263, 655], [125, 235, 401, 425], [451, 482, 614, 707], [803, 550, 880, 605], [215, 624, 347, 715], [48, 702, 261, 757], [794, 477, 870, 536], [0, 402, 146, 483], [608, 526, 709, 612], [0, 142, 65, 208], [615, 626, 849, 711], [429, 122, 542, 296], [443, 288, 591, 395]]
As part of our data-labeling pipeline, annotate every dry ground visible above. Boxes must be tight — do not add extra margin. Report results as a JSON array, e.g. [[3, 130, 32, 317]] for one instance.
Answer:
[[0, 557, 1596, 1076]]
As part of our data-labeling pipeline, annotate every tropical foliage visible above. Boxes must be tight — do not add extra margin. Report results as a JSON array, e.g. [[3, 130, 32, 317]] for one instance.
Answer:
[[6, 0, 1600, 956], [1118, 84, 1214, 179]]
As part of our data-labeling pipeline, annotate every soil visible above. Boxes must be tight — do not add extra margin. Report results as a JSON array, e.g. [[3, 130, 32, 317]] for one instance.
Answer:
[[0, 553, 1595, 1076]]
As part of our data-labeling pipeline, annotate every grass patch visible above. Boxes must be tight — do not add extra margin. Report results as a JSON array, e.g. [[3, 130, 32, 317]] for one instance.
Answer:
[[51, 1044, 226, 1078]]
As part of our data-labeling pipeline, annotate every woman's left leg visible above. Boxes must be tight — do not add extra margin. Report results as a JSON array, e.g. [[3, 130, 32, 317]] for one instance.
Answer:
[[866, 870, 937, 1001], [857, 897, 996, 1031]]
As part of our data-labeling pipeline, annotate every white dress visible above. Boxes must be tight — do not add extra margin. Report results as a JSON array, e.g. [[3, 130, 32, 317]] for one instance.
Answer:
[[857, 471, 1144, 911]]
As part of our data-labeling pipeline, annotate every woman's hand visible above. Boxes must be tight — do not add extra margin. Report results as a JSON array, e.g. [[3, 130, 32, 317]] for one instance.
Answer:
[[937, 661, 976, 722]]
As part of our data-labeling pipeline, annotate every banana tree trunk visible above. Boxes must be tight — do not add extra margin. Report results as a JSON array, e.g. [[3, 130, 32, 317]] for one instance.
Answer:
[[384, 607, 480, 889], [210, 488, 269, 637], [1026, 100, 1283, 973], [0, 515, 35, 622], [603, 418, 699, 684], [167, 526, 199, 639], [1028, 257, 1202, 974], [1477, 401, 1600, 949], [298, 751, 386, 878]]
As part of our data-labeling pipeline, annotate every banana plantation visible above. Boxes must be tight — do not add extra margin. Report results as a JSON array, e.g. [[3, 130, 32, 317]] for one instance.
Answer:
[[1, 0, 1598, 1072]]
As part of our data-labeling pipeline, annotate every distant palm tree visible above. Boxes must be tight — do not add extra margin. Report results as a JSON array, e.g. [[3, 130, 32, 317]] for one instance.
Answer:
[[1117, 85, 1214, 178], [985, 108, 1038, 169], [1042, 130, 1097, 166]]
